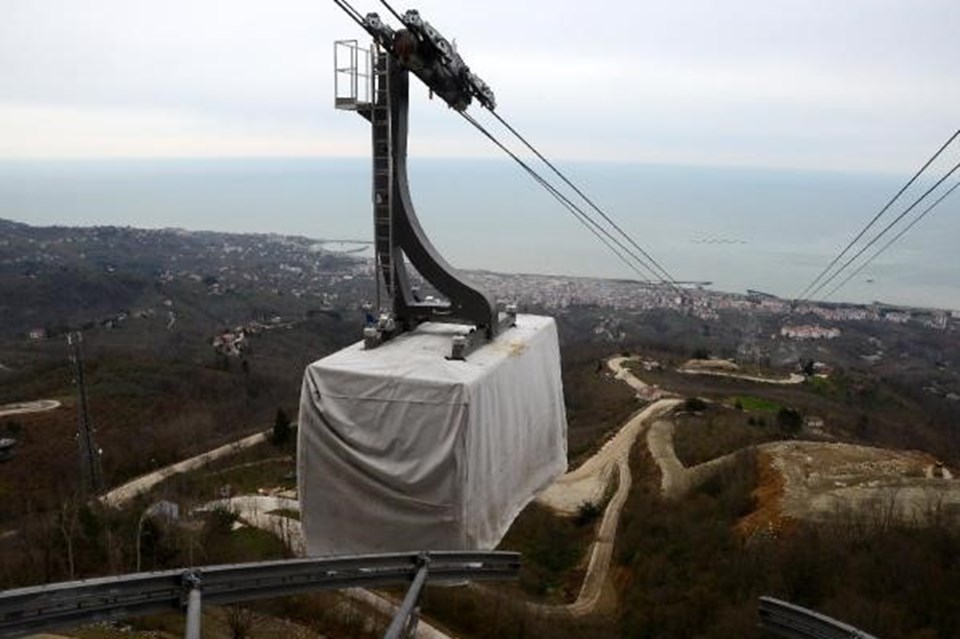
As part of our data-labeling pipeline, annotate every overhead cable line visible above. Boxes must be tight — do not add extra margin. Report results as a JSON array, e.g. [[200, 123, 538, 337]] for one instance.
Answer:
[[378, 0, 405, 23], [459, 111, 657, 285], [332, 0, 365, 28], [822, 180, 960, 300], [338, 0, 681, 292], [460, 111, 666, 287], [487, 109, 682, 289], [808, 158, 960, 301], [797, 128, 960, 301]]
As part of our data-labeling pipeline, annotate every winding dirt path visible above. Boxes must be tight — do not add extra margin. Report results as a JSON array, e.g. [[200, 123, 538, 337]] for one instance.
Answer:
[[200, 495, 306, 556], [101, 431, 270, 508], [0, 399, 61, 418], [536, 358, 681, 616], [676, 367, 805, 385], [647, 418, 738, 499]]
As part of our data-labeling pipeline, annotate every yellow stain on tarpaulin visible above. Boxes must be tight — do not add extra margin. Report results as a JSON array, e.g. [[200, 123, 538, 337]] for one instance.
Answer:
[[488, 340, 528, 358]]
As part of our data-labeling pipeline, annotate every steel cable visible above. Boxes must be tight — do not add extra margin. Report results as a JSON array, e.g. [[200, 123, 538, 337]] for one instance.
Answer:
[[460, 111, 667, 287], [822, 180, 960, 300], [808, 158, 960, 301], [798, 129, 960, 301], [487, 110, 682, 289]]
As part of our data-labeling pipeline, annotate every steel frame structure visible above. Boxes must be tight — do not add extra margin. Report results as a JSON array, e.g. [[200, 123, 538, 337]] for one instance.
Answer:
[[334, 7, 514, 358]]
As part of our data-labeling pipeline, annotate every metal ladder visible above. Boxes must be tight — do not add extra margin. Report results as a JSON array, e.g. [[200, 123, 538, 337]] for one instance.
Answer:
[[371, 48, 394, 313]]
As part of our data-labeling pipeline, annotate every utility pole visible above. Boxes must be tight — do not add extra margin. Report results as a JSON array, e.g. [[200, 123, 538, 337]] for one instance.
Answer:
[[67, 332, 103, 494]]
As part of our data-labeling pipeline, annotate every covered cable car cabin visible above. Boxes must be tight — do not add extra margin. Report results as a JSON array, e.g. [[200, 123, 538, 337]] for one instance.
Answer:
[[297, 6, 567, 555]]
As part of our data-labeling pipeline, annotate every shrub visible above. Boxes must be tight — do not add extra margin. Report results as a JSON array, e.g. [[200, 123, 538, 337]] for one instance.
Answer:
[[575, 501, 602, 527], [777, 407, 803, 434], [272, 408, 292, 445]]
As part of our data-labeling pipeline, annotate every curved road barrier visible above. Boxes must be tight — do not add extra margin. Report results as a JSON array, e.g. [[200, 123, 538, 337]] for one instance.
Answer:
[[759, 596, 879, 639], [0, 551, 520, 639]]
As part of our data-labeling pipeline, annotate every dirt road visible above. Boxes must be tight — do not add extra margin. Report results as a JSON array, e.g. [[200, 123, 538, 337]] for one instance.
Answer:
[[538, 398, 680, 513], [101, 431, 270, 508], [646, 418, 737, 499], [0, 400, 61, 418], [199, 495, 305, 556], [537, 357, 681, 616], [676, 367, 804, 385]]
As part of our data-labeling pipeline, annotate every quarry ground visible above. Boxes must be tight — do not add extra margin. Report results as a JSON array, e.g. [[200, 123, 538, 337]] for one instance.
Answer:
[[630, 361, 960, 532], [751, 440, 960, 530], [649, 415, 960, 532]]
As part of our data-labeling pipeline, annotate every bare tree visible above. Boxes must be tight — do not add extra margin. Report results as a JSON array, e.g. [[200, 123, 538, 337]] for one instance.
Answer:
[[225, 605, 260, 639], [58, 497, 81, 580]]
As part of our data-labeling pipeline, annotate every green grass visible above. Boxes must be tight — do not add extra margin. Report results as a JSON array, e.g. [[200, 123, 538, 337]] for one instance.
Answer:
[[729, 395, 783, 412]]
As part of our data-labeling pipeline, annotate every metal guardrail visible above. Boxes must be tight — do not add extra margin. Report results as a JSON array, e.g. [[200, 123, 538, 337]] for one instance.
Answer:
[[0, 551, 520, 639], [759, 596, 880, 639]]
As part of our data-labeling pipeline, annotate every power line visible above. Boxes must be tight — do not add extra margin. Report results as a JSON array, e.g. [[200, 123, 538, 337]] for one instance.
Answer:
[[460, 111, 669, 288], [822, 180, 960, 300], [487, 109, 682, 289], [797, 128, 960, 301], [809, 158, 960, 301]]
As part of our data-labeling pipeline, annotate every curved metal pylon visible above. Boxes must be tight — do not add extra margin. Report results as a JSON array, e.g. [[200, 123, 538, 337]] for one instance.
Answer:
[[334, 5, 512, 355], [370, 53, 498, 338]]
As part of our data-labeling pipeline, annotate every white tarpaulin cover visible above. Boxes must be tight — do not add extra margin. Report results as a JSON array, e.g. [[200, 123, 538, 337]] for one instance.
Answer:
[[298, 314, 567, 556]]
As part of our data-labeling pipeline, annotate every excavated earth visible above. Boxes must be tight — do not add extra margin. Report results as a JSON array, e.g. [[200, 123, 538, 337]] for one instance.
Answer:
[[744, 441, 960, 532]]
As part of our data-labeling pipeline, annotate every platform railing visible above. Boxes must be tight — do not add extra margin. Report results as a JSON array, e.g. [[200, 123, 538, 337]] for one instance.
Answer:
[[334, 39, 373, 109]]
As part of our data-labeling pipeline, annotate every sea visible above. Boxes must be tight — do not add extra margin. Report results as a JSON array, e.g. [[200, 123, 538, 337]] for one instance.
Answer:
[[0, 158, 957, 311]]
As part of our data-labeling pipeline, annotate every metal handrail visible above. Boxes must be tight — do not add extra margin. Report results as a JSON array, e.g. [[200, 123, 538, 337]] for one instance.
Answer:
[[759, 596, 879, 639]]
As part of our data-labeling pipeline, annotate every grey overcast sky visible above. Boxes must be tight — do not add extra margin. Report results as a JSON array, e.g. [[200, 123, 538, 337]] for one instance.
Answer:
[[2, 0, 958, 172]]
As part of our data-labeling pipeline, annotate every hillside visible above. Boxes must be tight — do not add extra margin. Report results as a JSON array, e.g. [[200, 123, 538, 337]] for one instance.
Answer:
[[0, 219, 366, 343], [1, 220, 960, 636]]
